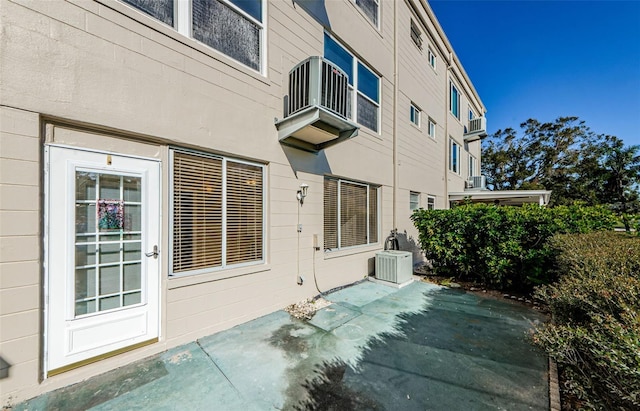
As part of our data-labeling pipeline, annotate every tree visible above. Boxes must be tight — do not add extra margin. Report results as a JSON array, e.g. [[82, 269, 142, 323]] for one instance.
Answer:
[[482, 117, 640, 212]]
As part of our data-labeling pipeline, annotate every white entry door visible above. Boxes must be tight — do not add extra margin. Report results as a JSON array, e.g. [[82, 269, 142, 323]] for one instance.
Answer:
[[45, 146, 160, 375]]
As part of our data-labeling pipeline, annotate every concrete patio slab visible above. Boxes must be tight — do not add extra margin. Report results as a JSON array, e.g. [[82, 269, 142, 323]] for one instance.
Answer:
[[12, 280, 549, 411]]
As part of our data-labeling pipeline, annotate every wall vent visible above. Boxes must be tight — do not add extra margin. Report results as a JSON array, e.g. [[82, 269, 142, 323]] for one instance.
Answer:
[[375, 251, 413, 284]]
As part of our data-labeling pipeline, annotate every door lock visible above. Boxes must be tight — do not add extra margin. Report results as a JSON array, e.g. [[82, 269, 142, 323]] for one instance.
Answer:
[[145, 245, 159, 259]]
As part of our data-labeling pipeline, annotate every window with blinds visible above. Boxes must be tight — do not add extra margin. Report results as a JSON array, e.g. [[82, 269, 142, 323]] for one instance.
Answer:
[[171, 150, 264, 276], [324, 177, 378, 250]]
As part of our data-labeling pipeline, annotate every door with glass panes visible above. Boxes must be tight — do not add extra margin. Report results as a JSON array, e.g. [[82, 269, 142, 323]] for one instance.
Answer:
[[46, 146, 160, 375]]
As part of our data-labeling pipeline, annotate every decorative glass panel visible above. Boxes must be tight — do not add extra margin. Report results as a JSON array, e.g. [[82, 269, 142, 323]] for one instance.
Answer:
[[122, 0, 174, 27], [98, 200, 124, 231], [193, 0, 261, 71]]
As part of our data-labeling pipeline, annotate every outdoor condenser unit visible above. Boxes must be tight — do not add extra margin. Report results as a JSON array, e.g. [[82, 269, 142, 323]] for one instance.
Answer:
[[375, 250, 413, 284]]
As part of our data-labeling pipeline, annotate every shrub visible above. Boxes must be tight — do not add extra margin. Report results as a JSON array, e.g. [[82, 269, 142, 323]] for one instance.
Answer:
[[532, 232, 640, 410], [410, 203, 616, 291]]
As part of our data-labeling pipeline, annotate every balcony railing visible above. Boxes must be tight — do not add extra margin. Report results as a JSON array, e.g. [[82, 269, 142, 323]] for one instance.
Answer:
[[466, 175, 487, 190], [275, 57, 359, 153], [464, 117, 488, 142]]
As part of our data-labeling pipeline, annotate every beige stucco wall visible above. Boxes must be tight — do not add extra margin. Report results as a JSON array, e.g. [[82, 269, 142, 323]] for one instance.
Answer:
[[0, 0, 485, 405]]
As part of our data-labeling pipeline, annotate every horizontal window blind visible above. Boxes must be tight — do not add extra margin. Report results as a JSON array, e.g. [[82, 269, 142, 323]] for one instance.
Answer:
[[172, 150, 263, 275], [173, 152, 223, 273], [324, 178, 378, 250], [226, 161, 263, 265]]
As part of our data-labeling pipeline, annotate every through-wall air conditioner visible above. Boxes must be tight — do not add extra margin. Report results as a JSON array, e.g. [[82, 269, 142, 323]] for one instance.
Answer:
[[274, 57, 359, 153], [375, 251, 413, 284]]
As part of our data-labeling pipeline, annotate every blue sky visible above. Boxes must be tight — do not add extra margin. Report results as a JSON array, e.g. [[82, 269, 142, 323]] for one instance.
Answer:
[[429, 0, 640, 147]]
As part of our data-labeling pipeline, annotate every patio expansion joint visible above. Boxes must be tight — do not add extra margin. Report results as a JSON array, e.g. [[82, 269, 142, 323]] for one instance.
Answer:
[[195, 339, 242, 397]]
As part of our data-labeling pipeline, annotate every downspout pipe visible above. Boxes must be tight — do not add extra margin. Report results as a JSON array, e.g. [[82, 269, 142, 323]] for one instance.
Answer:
[[444, 52, 452, 208], [392, 0, 399, 229]]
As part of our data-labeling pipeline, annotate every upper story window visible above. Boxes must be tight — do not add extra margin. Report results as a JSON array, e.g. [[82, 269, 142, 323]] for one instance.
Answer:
[[324, 177, 379, 251], [121, 0, 264, 73], [468, 154, 477, 177], [410, 191, 420, 211], [354, 0, 379, 27], [410, 103, 421, 127], [469, 107, 476, 121], [428, 48, 436, 69], [171, 149, 264, 276], [450, 81, 460, 120], [428, 118, 436, 138], [324, 34, 381, 133], [427, 196, 435, 210], [410, 20, 423, 49], [450, 138, 461, 174]]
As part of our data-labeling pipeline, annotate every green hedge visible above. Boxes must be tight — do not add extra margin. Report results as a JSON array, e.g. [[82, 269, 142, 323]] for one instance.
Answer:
[[410, 203, 616, 291], [532, 232, 640, 410]]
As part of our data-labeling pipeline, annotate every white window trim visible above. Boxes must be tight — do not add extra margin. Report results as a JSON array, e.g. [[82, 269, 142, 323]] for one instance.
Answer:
[[325, 33, 381, 134], [326, 178, 380, 251], [428, 48, 437, 70], [410, 191, 420, 211], [428, 118, 436, 139], [468, 154, 477, 177], [450, 81, 460, 120], [410, 103, 421, 127], [410, 19, 423, 50], [427, 195, 436, 210], [450, 138, 461, 174], [119, 0, 266, 75], [351, 0, 380, 29], [169, 148, 266, 277]]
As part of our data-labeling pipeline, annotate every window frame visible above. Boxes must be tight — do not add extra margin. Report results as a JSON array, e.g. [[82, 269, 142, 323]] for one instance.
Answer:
[[169, 148, 266, 277], [324, 177, 380, 251], [427, 196, 435, 210], [449, 138, 461, 174], [324, 33, 381, 133], [409, 191, 420, 211], [428, 118, 436, 139], [410, 19, 423, 50], [428, 48, 437, 70], [119, 0, 266, 74], [352, 0, 380, 28], [468, 154, 477, 177], [410, 103, 421, 127], [450, 81, 460, 120]]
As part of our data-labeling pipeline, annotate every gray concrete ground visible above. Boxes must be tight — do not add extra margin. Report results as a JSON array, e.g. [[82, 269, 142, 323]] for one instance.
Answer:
[[13, 280, 549, 410]]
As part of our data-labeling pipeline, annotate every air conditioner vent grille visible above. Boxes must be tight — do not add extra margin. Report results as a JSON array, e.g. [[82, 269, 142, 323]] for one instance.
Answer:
[[375, 251, 413, 284]]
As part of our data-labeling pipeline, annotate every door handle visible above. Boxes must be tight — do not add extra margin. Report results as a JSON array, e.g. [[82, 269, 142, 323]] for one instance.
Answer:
[[145, 245, 159, 259]]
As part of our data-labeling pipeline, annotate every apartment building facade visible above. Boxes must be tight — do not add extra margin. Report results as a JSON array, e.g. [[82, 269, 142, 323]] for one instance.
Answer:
[[0, 0, 486, 404]]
